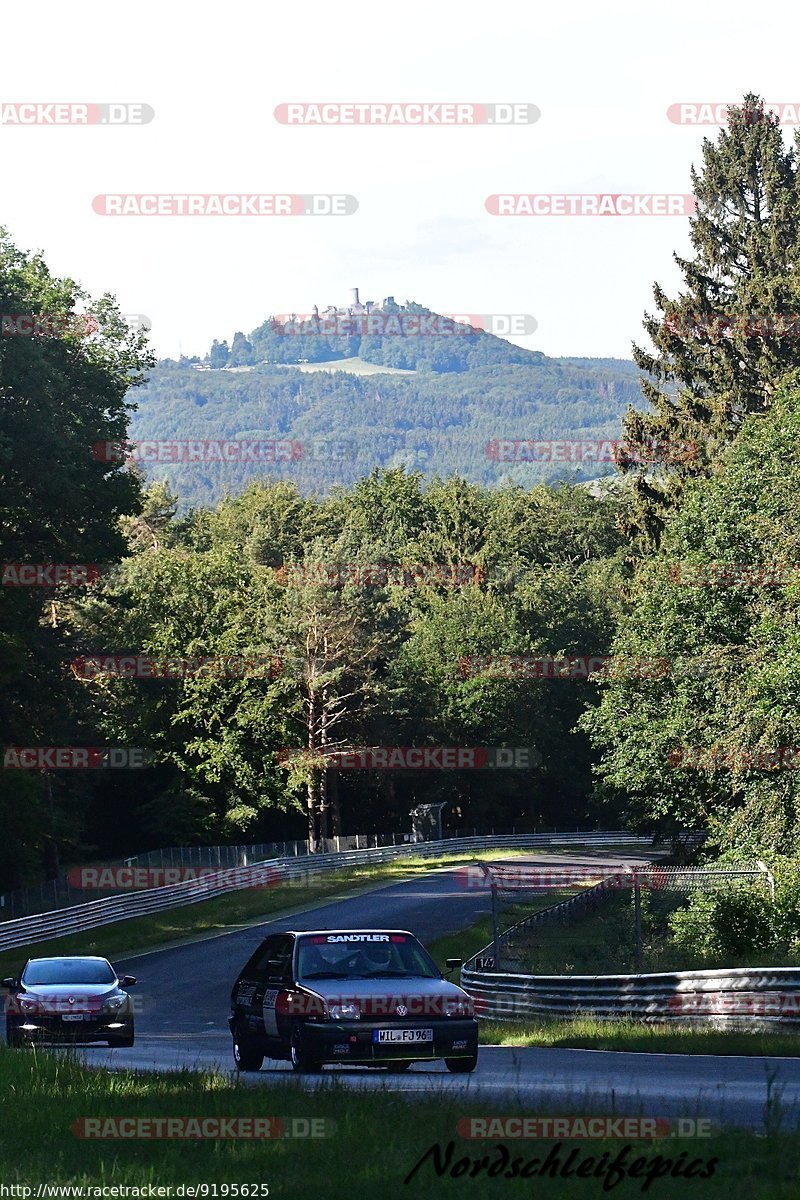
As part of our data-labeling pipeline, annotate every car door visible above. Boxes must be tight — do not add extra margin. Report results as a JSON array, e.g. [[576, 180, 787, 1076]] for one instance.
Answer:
[[233, 936, 282, 1043], [261, 935, 295, 1051]]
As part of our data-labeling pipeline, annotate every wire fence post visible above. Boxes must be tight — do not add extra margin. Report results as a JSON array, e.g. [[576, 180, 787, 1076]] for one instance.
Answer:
[[633, 868, 643, 971], [491, 882, 500, 967], [757, 859, 775, 902]]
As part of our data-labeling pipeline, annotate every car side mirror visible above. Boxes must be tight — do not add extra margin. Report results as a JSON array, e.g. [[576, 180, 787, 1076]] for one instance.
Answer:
[[119, 975, 137, 987], [445, 958, 463, 971], [1, 977, 17, 989]]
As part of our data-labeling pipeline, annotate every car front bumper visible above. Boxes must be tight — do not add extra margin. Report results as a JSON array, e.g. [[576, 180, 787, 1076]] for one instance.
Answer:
[[7, 1016, 133, 1043], [299, 1017, 478, 1064]]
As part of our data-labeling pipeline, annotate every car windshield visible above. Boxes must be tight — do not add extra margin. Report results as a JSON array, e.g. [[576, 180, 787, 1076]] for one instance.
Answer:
[[22, 959, 116, 986], [296, 934, 440, 980]]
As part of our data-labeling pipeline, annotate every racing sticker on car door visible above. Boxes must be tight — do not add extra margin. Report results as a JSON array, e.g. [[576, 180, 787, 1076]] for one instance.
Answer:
[[263, 989, 280, 1036]]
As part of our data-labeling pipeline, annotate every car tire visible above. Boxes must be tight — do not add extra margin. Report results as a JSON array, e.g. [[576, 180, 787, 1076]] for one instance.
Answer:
[[290, 1025, 322, 1073], [233, 1026, 264, 1072], [445, 1053, 479, 1073], [385, 1060, 412, 1072]]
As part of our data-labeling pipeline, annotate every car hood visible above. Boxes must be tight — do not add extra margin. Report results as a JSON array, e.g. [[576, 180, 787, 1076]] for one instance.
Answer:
[[21, 983, 118, 998], [295, 975, 472, 1017], [15, 983, 120, 1012]]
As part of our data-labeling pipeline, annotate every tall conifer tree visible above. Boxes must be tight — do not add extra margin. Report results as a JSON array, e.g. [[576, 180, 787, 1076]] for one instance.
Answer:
[[620, 94, 800, 544]]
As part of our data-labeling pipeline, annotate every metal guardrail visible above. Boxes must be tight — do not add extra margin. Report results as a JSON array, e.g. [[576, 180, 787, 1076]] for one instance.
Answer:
[[460, 862, 800, 1028], [0, 833, 413, 920], [461, 963, 800, 1027], [0, 830, 674, 953], [0, 826, 683, 920]]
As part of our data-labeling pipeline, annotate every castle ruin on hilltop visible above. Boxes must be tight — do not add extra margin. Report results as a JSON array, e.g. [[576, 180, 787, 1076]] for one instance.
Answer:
[[313, 287, 410, 319]]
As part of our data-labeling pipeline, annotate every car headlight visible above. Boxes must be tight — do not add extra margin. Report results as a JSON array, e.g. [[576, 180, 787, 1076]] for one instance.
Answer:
[[18, 997, 38, 1014], [326, 1001, 361, 1021], [445, 998, 474, 1017], [102, 994, 127, 1013]]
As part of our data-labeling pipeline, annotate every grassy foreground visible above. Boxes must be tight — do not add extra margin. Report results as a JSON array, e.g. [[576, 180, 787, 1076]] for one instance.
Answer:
[[0, 1048, 798, 1196]]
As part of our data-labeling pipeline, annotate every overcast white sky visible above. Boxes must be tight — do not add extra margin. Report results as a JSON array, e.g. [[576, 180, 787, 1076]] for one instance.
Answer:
[[3, 0, 799, 361]]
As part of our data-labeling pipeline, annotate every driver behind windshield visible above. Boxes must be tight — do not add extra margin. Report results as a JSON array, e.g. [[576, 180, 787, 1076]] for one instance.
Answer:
[[296, 938, 438, 979]]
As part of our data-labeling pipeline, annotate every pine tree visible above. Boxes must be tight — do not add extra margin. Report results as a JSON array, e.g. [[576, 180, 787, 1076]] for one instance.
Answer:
[[620, 94, 800, 545]]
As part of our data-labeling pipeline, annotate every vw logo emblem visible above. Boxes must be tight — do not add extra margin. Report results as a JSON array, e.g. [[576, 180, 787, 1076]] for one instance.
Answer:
[[396, 1004, 408, 1016]]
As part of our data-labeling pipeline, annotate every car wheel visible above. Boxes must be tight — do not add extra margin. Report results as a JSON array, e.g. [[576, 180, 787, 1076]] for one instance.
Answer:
[[385, 1060, 412, 1072], [233, 1026, 264, 1072], [445, 1053, 479, 1073], [290, 1025, 322, 1073]]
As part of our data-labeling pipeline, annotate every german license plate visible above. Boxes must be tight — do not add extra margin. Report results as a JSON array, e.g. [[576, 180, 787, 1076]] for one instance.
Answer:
[[373, 1028, 433, 1044], [62, 1013, 88, 1021]]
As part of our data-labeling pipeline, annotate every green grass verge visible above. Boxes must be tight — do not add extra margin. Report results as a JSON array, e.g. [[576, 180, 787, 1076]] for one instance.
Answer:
[[478, 1016, 800, 1057], [0, 847, 549, 979], [0, 1048, 796, 1196]]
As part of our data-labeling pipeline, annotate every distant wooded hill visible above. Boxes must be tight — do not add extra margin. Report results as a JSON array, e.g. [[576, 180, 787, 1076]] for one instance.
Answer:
[[127, 305, 643, 507]]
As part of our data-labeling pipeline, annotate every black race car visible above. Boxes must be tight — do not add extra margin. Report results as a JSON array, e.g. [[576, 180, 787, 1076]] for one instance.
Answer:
[[229, 928, 478, 1073], [2, 956, 137, 1047]]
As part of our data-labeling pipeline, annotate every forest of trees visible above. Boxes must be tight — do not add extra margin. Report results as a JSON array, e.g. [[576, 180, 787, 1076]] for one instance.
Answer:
[[130, 353, 643, 508], [4, 95, 800, 955]]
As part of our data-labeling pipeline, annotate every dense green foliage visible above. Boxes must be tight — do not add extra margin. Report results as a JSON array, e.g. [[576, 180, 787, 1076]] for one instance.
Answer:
[[583, 375, 800, 854], [0, 229, 152, 885], [68, 472, 627, 855]]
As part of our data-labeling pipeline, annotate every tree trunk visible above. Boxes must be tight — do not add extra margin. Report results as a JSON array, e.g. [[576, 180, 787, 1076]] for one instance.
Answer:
[[329, 767, 341, 835], [306, 780, 317, 851], [307, 687, 318, 851]]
